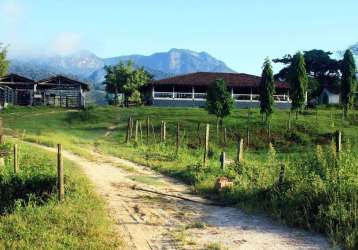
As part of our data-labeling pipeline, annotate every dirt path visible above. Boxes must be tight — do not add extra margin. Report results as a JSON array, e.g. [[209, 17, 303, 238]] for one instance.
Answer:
[[30, 142, 333, 250]]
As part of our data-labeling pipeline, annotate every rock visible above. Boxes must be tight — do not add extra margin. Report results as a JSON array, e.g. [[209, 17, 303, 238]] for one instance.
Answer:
[[215, 176, 233, 192]]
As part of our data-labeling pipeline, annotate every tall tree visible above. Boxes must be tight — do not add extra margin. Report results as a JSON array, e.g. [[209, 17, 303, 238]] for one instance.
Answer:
[[259, 58, 275, 121], [0, 44, 9, 77], [289, 52, 308, 116], [206, 78, 234, 127], [103, 62, 131, 105], [341, 49, 357, 117], [123, 66, 152, 105], [103, 61, 152, 106], [273, 49, 340, 99]]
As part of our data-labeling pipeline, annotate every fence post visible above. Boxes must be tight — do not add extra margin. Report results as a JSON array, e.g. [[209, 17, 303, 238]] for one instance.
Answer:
[[160, 121, 164, 142], [335, 130, 342, 153], [139, 121, 143, 142], [197, 122, 201, 145], [203, 124, 210, 166], [246, 127, 250, 147], [129, 117, 134, 140], [146, 117, 150, 145], [126, 117, 131, 143], [57, 144, 64, 201], [237, 138, 244, 163], [220, 151, 225, 170], [176, 122, 180, 155], [135, 120, 139, 143], [13, 144, 18, 174], [223, 127, 227, 146], [151, 123, 156, 142], [288, 111, 291, 130], [163, 122, 166, 142]]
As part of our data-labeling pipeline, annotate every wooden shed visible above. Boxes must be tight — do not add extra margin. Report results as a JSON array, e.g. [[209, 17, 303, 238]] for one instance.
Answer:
[[0, 74, 35, 106], [36, 75, 89, 108], [0, 74, 89, 108]]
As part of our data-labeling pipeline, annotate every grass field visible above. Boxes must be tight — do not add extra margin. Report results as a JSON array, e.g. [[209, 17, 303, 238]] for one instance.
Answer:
[[0, 137, 123, 249], [1, 105, 358, 249]]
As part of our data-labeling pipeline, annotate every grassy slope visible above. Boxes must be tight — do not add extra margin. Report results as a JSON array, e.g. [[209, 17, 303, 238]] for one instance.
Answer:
[[0, 138, 123, 250], [2, 105, 358, 249]]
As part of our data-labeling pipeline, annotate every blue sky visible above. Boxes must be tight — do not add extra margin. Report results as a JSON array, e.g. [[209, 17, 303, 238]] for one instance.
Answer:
[[0, 0, 357, 74]]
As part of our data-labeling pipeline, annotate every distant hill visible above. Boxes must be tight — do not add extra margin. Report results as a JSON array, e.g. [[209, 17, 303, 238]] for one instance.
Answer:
[[9, 49, 235, 86], [9, 50, 103, 81]]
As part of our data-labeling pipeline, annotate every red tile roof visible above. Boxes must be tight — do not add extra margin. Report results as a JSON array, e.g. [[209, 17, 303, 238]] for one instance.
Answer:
[[151, 72, 289, 89]]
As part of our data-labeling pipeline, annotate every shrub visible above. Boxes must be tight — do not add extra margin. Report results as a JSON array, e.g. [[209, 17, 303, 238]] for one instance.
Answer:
[[65, 105, 100, 123]]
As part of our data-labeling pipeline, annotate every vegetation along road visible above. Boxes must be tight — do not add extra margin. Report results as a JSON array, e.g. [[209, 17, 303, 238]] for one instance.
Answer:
[[29, 140, 331, 249], [2, 105, 357, 249]]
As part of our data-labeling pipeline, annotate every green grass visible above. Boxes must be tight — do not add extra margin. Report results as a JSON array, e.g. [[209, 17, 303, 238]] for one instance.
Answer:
[[0, 138, 123, 249], [203, 242, 228, 250], [2, 105, 358, 249]]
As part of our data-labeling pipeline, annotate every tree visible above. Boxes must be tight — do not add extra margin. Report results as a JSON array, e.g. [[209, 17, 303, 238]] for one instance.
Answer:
[[123, 67, 152, 105], [341, 49, 357, 117], [259, 58, 275, 121], [289, 52, 308, 116], [103, 61, 152, 106], [0, 44, 9, 77], [103, 62, 131, 105], [128, 90, 142, 106], [273, 49, 340, 100], [206, 78, 234, 127]]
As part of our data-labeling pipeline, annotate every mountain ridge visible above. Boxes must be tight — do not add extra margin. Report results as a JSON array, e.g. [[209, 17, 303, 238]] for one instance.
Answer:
[[8, 49, 236, 87]]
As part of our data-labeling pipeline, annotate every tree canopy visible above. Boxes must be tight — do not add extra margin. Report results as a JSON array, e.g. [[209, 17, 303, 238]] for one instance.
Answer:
[[103, 61, 152, 106], [259, 58, 275, 121], [206, 78, 234, 125], [273, 49, 340, 99], [289, 52, 308, 113], [341, 49, 357, 117], [0, 44, 9, 77]]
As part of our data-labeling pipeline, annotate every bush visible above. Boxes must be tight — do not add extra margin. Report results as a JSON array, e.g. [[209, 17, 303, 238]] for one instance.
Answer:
[[65, 105, 100, 123]]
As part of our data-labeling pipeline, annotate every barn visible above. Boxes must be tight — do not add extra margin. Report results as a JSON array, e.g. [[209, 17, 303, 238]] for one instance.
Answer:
[[0, 74, 89, 108], [145, 72, 291, 109]]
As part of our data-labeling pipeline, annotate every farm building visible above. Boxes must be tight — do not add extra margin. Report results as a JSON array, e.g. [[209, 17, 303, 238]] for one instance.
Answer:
[[0, 74, 89, 108], [319, 86, 340, 105], [145, 72, 291, 109], [0, 74, 35, 106]]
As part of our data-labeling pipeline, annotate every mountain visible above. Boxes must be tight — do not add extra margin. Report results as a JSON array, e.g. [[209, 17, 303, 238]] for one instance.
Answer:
[[104, 48, 235, 75], [9, 50, 104, 80], [9, 48, 235, 85], [87, 65, 174, 89]]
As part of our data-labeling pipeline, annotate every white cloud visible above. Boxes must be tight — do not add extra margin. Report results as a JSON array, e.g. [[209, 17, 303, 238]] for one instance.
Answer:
[[49, 32, 82, 56]]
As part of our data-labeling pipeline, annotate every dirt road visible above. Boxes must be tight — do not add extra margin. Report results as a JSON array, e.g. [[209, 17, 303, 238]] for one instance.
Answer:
[[32, 142, 333, 250]]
